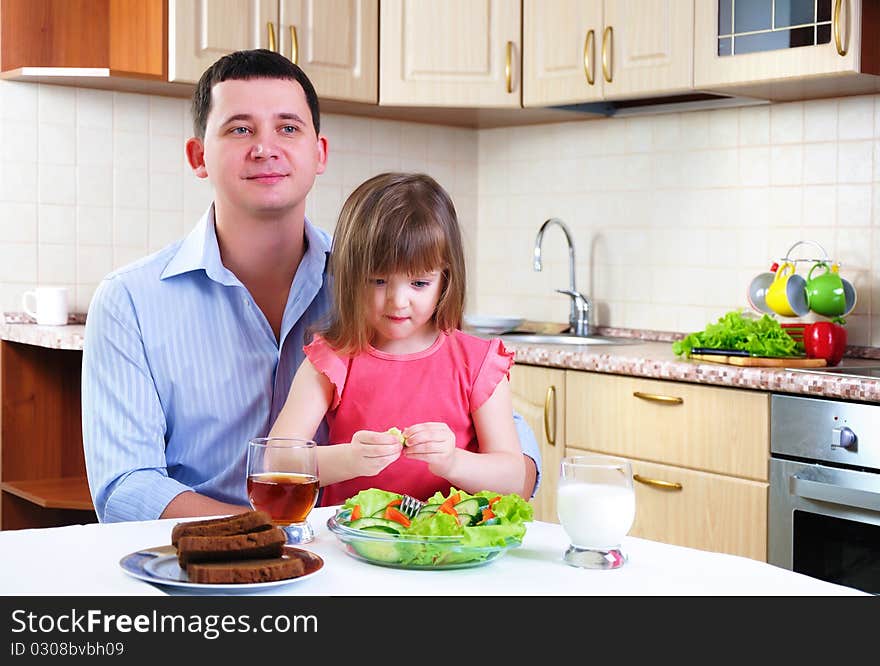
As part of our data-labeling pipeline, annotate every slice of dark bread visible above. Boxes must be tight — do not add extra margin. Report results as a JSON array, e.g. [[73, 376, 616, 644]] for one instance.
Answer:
[[171, 510, 273, 547], [177, 527, 286, 568], [186, 555, 306, 584]]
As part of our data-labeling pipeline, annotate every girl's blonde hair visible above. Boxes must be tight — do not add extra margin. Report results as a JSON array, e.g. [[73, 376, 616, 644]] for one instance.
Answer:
[[322, 172, 466, 354]]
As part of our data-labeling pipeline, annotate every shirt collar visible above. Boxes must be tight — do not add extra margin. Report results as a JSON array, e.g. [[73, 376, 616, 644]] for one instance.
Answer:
[[160, 204, 331, 284]]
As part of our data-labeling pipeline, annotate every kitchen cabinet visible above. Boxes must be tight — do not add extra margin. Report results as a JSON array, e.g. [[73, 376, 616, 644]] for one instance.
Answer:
[[170, 0, 378, 103], [0, 342, 95, 530], [565, 371, 769, 561], [523, 0, 695, 107], [509, 364, 565, 523], [694, 0, 880, 100], [379, 0, 521, 107], [0, 0, 166, 78]]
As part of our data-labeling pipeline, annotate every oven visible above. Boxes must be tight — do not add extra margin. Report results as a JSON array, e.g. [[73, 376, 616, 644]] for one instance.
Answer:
[[769, 394, 880, 594]]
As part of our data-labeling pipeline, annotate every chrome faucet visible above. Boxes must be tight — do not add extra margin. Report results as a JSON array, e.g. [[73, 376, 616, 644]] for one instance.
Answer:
[[533, 218, 592, 336]]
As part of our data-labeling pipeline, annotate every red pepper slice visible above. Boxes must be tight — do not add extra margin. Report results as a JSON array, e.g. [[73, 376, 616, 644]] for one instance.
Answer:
[[438, 504, 458, 518], [350, 505, 362, 521], [479, 508, 495, 523], [488, 496, 502, 506], [439, 493, 461, 513], [387, 499, 402, 508], [384, 506, 412, 527]]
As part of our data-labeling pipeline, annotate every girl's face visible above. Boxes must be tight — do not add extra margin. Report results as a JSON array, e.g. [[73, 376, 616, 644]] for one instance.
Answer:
[[367, 269, 444, 353]]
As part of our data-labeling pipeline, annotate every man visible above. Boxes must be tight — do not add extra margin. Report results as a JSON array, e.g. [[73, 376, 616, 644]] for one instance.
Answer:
[[82, 49, 540, 522]]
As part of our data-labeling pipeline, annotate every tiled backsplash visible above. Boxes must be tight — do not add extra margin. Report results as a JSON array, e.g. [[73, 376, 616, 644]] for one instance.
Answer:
[[0, 81, 477, 315], [0, 80, 877, 345], [475, 95, 879, 346]]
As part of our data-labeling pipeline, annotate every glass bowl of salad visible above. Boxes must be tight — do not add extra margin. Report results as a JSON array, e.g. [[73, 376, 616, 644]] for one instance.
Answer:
[[326, 488, 533, 570]]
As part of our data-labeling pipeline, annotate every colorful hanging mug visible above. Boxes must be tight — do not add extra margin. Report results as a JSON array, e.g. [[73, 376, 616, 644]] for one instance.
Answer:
[[805, 262, 846, 317], [765, 262, 809, 317]]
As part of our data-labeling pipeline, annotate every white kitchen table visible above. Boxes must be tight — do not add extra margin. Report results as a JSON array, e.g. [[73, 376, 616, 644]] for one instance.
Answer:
[[0, 506, 866, 596]]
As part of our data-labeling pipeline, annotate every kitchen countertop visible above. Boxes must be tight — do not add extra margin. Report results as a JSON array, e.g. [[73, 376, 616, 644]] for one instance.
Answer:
[[0, 506, 864, 596], [3, 315, 880, 403]]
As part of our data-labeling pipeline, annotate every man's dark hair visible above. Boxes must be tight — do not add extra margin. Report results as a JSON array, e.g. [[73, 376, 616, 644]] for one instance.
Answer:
[[191, 49, 320, 139]]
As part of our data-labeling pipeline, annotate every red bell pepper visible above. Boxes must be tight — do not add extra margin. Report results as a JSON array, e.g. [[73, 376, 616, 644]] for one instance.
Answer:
[[350, 504, 362, 521], [387, 499, 402, 508], [489, 496, 501, 506], [384, 506, 411, 527], [804, 321, 847, 366], [479, 508, 495, 524]]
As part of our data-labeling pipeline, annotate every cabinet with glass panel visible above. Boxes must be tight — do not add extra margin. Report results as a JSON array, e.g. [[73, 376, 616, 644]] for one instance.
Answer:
[[695, 0, 880, 99]]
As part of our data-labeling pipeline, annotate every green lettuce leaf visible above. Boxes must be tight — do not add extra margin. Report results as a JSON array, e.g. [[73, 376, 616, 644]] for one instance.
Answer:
[[672, 310, 803, 357]]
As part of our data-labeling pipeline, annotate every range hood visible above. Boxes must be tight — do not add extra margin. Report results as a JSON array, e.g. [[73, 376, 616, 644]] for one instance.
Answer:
[[551, 92, 770, 118]]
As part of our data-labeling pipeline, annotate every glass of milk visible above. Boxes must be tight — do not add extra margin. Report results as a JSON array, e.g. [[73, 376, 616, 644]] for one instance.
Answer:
[[557, 454, 635, 569]]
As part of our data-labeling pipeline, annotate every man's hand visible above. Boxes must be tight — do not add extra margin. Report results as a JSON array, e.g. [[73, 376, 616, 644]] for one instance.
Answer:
[[402, 422, 458, 477]]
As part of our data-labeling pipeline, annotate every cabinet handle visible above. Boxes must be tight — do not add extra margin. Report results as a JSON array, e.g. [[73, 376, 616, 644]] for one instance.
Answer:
[[583, 29, 595, 85], [833, 0, 848, 56], [290, 25, 299, 64], [632, 391, 683, 405], [267, 22, 277, 52], [543, 385, 557, 447], [505, 41, 514, 93], [602, 25, 613, 83], [633, 474, 683, 491]]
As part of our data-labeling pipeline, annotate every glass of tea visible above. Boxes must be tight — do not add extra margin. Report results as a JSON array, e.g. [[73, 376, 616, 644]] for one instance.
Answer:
[[246, 437, 319, 544]]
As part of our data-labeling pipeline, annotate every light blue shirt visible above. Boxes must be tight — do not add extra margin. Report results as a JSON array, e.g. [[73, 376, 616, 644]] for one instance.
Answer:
[[82, 206, 541, 523]]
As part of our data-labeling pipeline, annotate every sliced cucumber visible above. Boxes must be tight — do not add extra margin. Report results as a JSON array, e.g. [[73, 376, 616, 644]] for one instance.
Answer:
[[418, 504, 441, 515], [348, 517, 404, 533], [451, 497, 488, 519], [350, 540, 401, 563]]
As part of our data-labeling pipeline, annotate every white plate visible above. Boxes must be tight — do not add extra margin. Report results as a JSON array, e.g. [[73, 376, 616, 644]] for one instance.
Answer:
[[119, 545, 323, 593], [463, 315, 524, 334]]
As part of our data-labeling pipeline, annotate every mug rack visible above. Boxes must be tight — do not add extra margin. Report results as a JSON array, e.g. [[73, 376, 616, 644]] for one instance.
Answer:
[[775, 240, 838, 268]]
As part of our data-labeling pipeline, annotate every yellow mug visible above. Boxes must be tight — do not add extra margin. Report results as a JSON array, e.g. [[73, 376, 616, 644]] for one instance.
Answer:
[[765, 262, 809, 317]]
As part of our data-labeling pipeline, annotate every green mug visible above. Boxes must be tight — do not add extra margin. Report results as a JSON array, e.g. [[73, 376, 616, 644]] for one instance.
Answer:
[[806, 262, 846, 317]]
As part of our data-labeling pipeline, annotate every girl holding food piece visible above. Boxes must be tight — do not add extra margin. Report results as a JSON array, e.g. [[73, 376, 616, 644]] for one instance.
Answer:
[[269, 172, 525, 506]]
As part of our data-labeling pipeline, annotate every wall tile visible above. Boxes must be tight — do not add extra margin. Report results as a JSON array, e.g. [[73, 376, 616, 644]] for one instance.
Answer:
[[39, 123, 76, 165], [38, 85, 76, 125], [804, 98, 838, 142], [0, 202, 37, 243], [838, 95, 874, 141]]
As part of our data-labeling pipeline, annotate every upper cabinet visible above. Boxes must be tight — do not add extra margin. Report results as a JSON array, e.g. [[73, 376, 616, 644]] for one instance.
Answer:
[[0, 0, 166, 78], [379, 0, 521, 107], [694, 0, 880, 99], [169, 0, 378, 103], [523, 0, 694, 107]]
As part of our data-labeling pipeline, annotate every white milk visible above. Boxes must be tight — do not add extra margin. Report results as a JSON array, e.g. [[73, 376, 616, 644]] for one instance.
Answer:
[[557, 482, 636, 549]]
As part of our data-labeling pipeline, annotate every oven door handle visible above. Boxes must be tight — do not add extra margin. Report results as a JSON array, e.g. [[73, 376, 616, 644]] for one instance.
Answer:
[[791, 467, 880, 513]]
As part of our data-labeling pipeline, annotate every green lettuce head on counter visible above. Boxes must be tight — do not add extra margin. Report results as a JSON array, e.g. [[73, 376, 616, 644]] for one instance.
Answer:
[[672, 310, 803, 357]]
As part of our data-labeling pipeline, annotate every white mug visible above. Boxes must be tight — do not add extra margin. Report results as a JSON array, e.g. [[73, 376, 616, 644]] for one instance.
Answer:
[[22, 286, 69, 326]]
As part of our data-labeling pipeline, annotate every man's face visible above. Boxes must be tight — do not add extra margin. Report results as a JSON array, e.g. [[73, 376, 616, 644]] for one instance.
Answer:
[[187, 77, 327, 218]]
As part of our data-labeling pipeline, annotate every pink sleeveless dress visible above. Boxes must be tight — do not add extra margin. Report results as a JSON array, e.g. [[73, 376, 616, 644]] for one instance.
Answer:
[[304, 329, 514, 506]]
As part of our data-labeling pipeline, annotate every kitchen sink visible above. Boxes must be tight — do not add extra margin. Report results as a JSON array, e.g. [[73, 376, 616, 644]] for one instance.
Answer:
[[499, 333, 639, 346]]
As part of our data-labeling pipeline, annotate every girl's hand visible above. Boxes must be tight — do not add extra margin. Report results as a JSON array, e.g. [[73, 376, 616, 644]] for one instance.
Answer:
[[402, 422, 458, 477], [347, 430, 403, 477]]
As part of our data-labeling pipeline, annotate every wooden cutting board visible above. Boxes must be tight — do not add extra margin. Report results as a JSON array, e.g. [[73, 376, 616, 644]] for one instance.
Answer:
[[690, 353, 827, 367]]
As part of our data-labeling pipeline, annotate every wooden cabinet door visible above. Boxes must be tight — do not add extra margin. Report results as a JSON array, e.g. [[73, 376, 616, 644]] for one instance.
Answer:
[[1, 0, 165, 77], [522, 0, 603, 106], [602, 0, 694, 99], [694, 0, 863, 89], [612, 453, 766, 561], [379, 0, 522, 107], [566, 371, 769, 480], [279, 0, 378, 103], [509, 365, 565, 523], [169, 0, 275, 84]]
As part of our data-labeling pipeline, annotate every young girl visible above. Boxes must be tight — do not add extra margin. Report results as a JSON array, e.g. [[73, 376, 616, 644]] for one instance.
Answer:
[[269, 172, 524, 505]]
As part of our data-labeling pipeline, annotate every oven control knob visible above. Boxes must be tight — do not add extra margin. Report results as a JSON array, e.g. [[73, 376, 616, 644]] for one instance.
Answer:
[[831, 426, 857, 451]]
